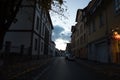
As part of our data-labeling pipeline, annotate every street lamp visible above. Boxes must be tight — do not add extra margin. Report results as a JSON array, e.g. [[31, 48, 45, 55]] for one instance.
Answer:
[[112, 31, 120, 40], [110, 27, 120, 63]]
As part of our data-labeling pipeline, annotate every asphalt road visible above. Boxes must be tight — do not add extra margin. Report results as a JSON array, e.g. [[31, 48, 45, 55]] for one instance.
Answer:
[[33, 57, 107, 80], [12, 57, 110, 80]]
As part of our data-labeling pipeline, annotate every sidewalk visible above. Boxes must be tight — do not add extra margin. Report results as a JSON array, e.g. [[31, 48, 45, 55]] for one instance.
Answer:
[[75, 59, 120, 80], [0, 57, 53, 80]]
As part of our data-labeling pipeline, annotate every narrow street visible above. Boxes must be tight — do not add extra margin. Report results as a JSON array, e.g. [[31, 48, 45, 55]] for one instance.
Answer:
[[14, 57, 109, 80], [37, 57, 108, 80], [0, 0, 120, 80]]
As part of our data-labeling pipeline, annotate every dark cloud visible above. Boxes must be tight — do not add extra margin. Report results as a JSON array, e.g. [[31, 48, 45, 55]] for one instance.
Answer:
[[52, 25, 64, 41], [52, 25, 71, 41], [60, 32, 71, 41], [53, 25, 64, 35]]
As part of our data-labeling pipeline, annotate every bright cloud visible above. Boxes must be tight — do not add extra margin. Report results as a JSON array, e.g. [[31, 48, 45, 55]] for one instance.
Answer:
[[55, 38, 69, 50]]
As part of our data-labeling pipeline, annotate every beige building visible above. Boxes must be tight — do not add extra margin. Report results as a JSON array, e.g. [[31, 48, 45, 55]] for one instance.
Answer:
[[71, 0, 120, 64], [71, 25, 79, 58], [86, 0, 120, 63], [87, 0, 120, 63], [106, 0, 120, 63], [71, 9, 88, 59], [86, 0, 110, 63]]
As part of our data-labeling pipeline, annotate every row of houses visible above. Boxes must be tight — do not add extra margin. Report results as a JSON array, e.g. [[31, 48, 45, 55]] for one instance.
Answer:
[[71, 0, 120, 64], [1, 0, 56, 58]]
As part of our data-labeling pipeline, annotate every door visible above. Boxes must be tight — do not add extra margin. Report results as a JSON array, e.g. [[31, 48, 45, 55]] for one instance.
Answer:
[[96, 42, 108, 63]]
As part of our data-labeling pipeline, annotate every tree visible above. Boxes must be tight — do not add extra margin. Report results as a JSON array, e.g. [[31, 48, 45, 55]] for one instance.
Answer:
[[0, 0, 23, 49], [0, 0, 65, 50]]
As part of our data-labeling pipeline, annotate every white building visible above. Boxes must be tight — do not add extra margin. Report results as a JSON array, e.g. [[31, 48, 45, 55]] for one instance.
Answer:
[[3, 0, 53, 57]]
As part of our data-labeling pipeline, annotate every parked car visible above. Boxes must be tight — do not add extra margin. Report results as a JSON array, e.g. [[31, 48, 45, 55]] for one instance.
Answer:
[[67, 55, 75, 61], [65, 54, 75, 61], [65, 53, 70, 59]]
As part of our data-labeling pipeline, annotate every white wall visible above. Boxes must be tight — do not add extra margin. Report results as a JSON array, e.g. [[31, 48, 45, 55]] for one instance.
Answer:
[[3, 32, 31, 53], [9, 4, 34, 30]]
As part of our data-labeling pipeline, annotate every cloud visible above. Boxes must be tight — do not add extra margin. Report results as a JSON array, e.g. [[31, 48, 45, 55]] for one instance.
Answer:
[[52, 25, 64, 41], [60, 31, 71, 41], [55, 38, 69, 50], [52, 25, 71, 50], [52, 25, 71, 42]]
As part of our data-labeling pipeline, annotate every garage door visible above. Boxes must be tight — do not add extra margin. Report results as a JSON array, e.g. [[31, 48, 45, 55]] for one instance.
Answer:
[[96, 42, 108, 63]]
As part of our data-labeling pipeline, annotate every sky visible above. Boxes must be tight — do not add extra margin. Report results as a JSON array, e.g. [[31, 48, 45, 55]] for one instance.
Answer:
[[50, 0, 91, 50]]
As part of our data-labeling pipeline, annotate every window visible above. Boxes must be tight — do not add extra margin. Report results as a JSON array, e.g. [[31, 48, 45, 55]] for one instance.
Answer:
[[41, 24, 45, 36], [41, 42, 44, 52], [80, 36, 83, 44], [88, 24, 91, 35], [99, 13, 104, 27], [5, 41, 11, 52], [40, 21, 44, 37], [84, 34, 86, 43], [93, 20, 96, 32], [115, 0, 120, 13], [36, 17, 39, 30], [91, 20, 96, 32], [39, 19, 42, 34], [35, 39, 37, 50], [80, 24, 83, 34]]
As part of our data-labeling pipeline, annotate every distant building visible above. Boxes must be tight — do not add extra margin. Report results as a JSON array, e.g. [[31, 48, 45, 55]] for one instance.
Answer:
[[71, 9, 88, 59], [50, 41, 56, 56], [2, 0, 53, 58], [55, 48, 60, 57], [66, 43, 72, 54], [71, 25, 79, 57]]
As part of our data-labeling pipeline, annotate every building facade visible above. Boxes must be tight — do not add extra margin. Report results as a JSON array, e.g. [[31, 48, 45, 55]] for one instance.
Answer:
[[106, 0, 120, 63], [86, 0, 110, 63], [71, 0, 120, 64], [87, 0, 120, 63], [2, 0, 53, 58], [71, 9, 88, 59], [71, 25, 77, 57]]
